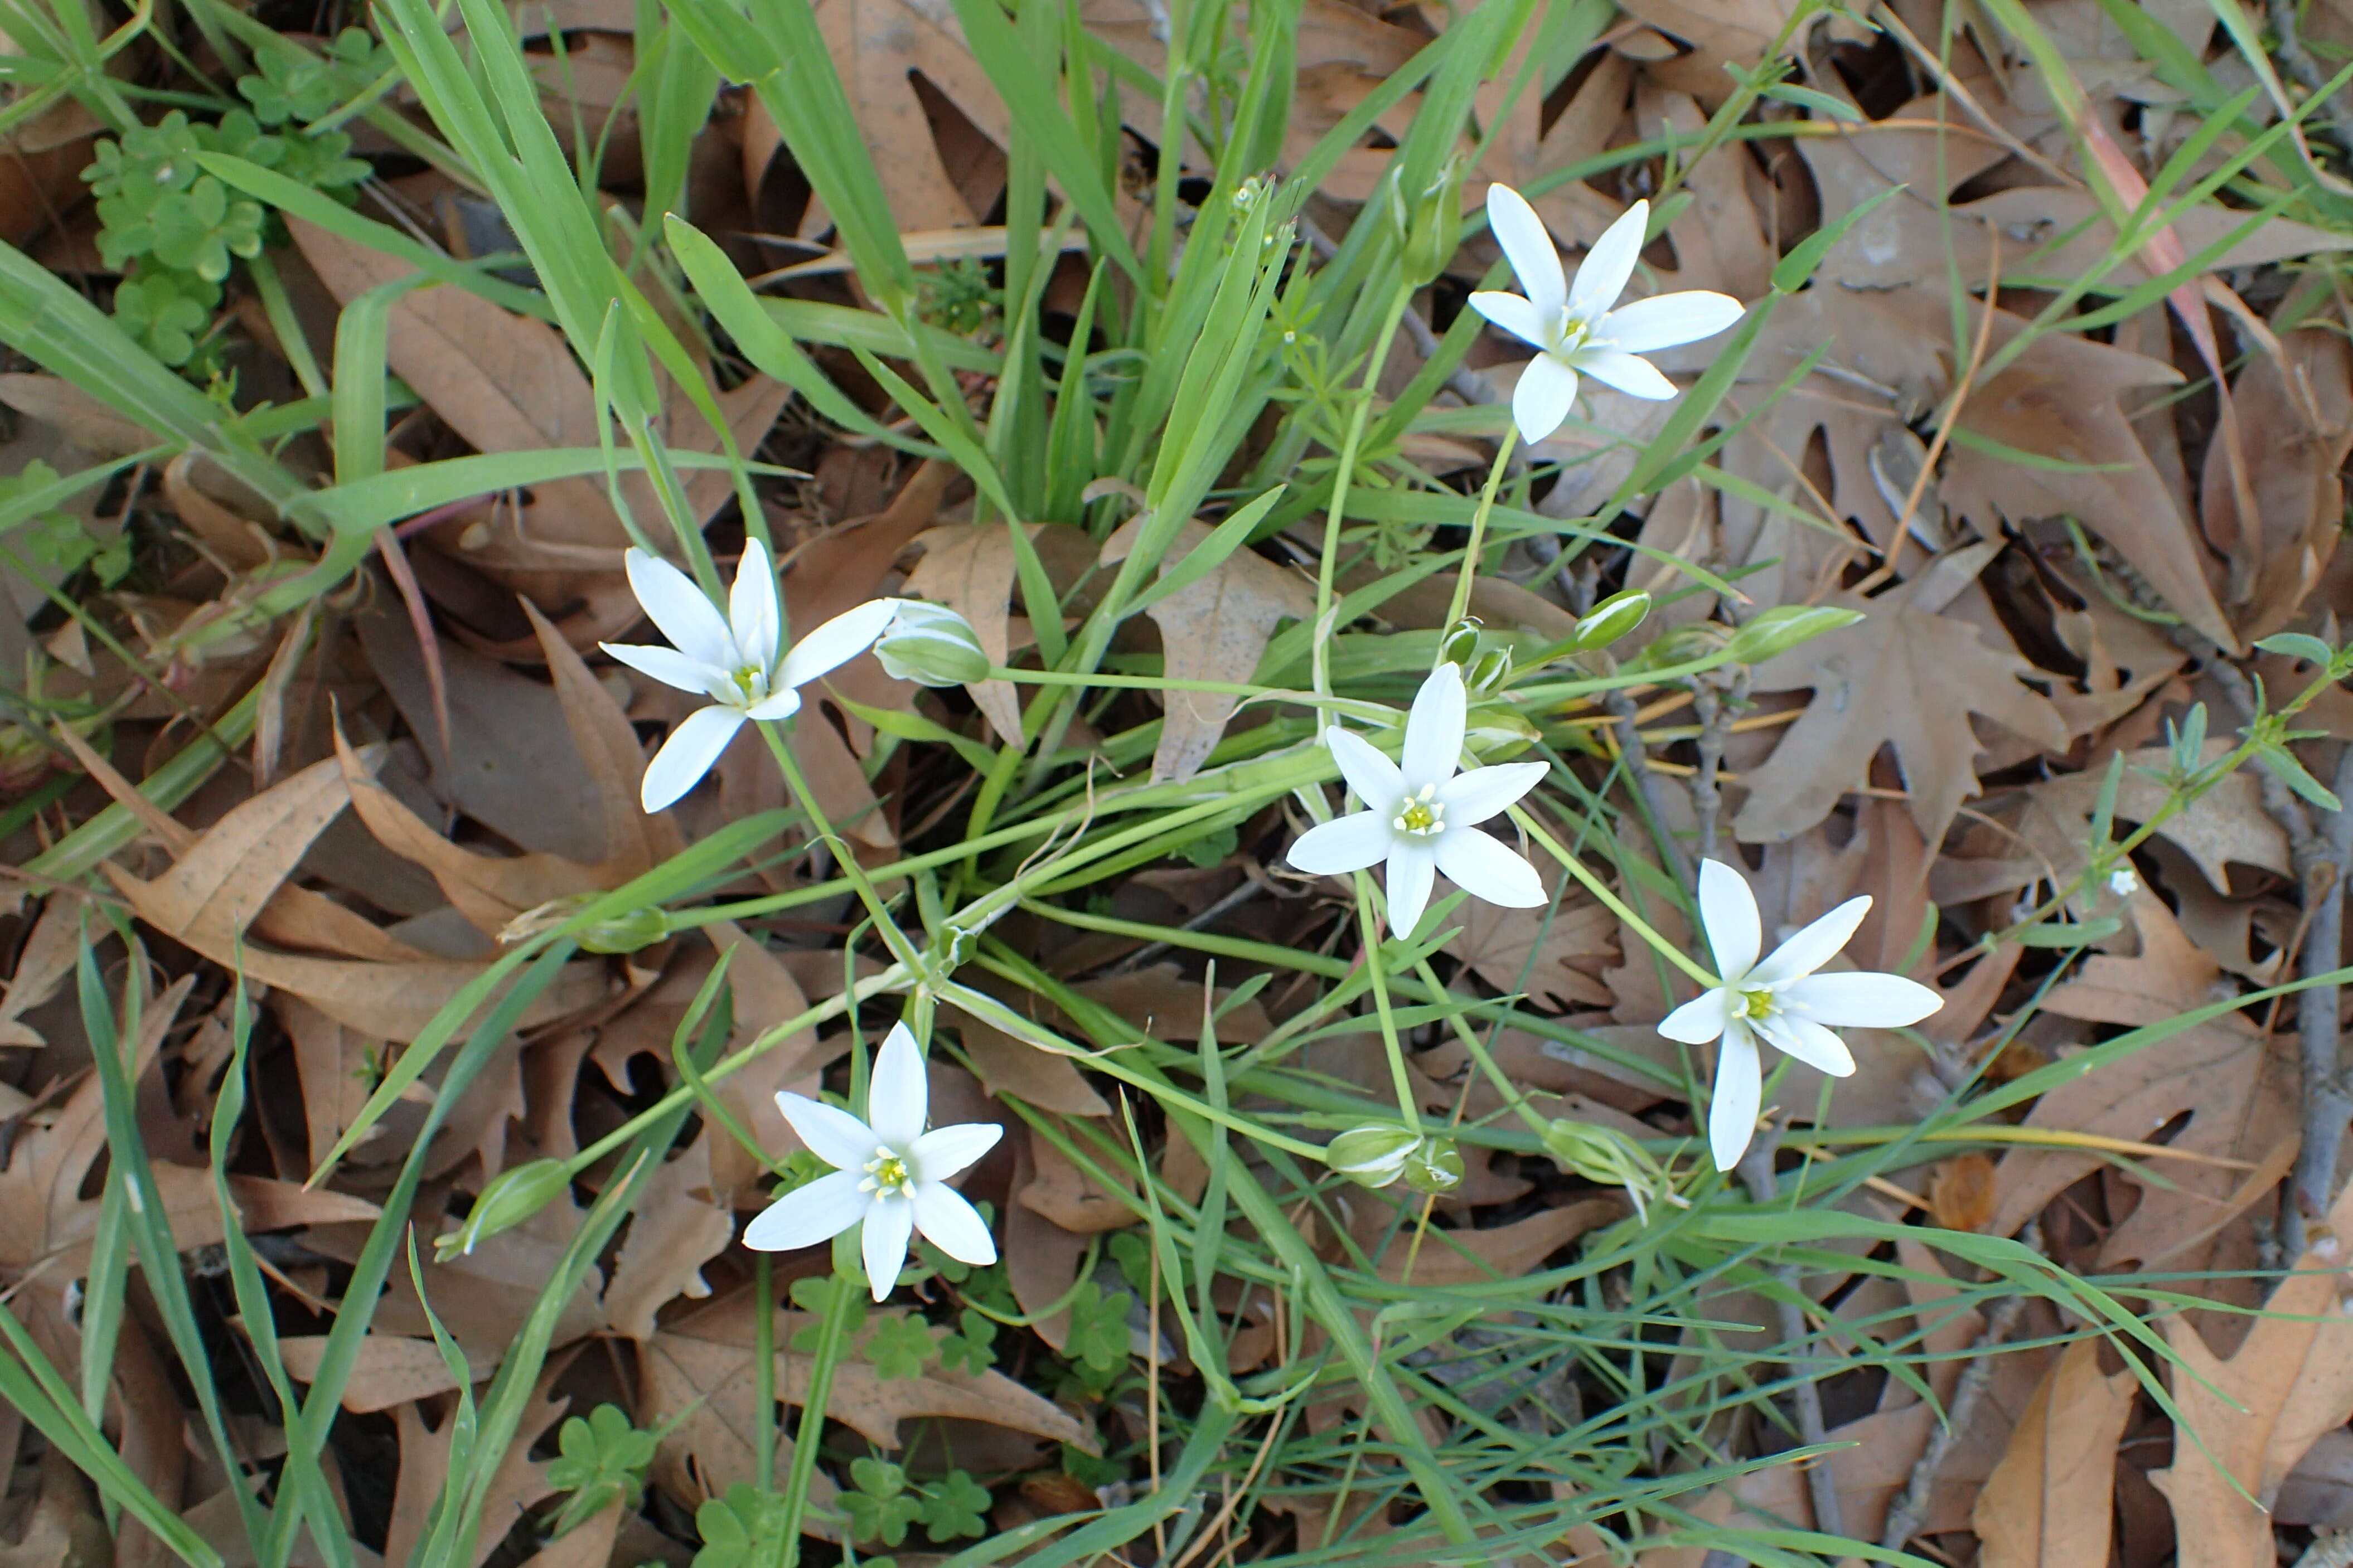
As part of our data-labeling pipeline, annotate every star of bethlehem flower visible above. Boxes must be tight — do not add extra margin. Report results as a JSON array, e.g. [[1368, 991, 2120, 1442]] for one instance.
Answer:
[[1469, 183, 1745, 447], [743, 1022, 1003, 1300], [1660, 860, 1944, 1172], [1287, 662, 1550, 938], [601, 538, 896, 813]]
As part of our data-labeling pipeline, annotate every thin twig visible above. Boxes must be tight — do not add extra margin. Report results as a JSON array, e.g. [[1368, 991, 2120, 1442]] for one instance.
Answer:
[[2290, 745, 2353, 1256], [1737, 1135, 1844, 1543], [1878, 1221, 2045, 1550]]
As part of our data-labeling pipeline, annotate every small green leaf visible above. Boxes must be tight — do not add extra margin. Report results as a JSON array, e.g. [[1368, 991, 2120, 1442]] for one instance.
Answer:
[[1063, 1281, 1133, 1375], [936, 1308, 998, 1375], [2255, 632, 2335, 666], [917, 1471, 991, 1542], [863, 1314, 939, 1381]]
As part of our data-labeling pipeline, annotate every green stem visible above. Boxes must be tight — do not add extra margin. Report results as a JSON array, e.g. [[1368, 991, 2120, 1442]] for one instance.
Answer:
[[1314, 283, 1415, 698], [1439, 428, 1518, 637], [1509, 803, 1718, 988], [777, 1271, 857, 1565], [756, 720, 927, 975], [1354, 881, 1420, 1124]]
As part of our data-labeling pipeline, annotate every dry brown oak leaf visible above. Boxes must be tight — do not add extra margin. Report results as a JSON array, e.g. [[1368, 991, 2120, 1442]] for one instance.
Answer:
[[1732, 568, 2069, 849], [1972, 1336, 2139, 1568], [2151, 1178, 2353, 1568]]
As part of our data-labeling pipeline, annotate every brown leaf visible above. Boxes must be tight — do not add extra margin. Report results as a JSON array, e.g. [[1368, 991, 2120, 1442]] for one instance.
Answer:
[[953, 1011, 1111, 1116], [2149, 1182, 2353, 1568], [1984, 894, 2294, 1270], [1441, 857, 1617, 1010], [1973, 1338, 2139, 1568], [277, 1334, 491, 1413], [602, 1135, 734, 1341], [2202, 318, 2353, 639], [385, 1367, 568, 1568], [1733, 567, 2071, 849], [1377, 1201, 1621, 1286], [640, 1292, 1091, 1475], [902, 521, 1094, 744], [1099, 518, 1314, 783], [1928, 1154, 1998, 1234], [1018, 1127, 1135, 1234]]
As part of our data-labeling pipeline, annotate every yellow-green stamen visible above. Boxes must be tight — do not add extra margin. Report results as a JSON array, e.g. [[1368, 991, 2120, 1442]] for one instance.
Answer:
[[1392, 784, 1445, 836], [860, 1147, 914, 1197]]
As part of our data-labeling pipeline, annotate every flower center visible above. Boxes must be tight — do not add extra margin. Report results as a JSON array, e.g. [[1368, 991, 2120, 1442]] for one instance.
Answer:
[[730, 666, 766, 703], [1392, 784, 1445, 837], [860, 1147, 915, 1198], [1737, 987, 1776, 1021], [1551, 309, 1594, 356]]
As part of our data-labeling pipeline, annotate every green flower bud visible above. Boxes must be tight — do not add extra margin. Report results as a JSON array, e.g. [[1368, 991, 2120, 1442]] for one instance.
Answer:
[[1465, 701, 1538, 760], [1466, 645, 1514, 695], [875, 599, 990, 687], [1572, 590, 1650, 652], [1440, 617, 1484, 669], [498, 895, 672, 954], [1401, 1135, 1465, 1195], [1722, 605, 1863, 666], [436, 1158, 572, 1260], [1389, 156, 1467, 288], [1539, 1118, 1684, 1224], [1325, 1124, 1418, 1187]]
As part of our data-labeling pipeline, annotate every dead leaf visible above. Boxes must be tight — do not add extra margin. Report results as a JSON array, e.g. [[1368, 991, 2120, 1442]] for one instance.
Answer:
[[902, 521, 1095, 744], [602, 1135, 734, 1341], [1973, 1337, 2139, 1568], [1100, 517, 1313, 782], [1929, 1153, 1997, 1233], [2150, 1181, 2353, 1568], [1441, 856, 1618, 1009], [1377, 1201, 1621, 1285], [1734, 566, 2071, 849]]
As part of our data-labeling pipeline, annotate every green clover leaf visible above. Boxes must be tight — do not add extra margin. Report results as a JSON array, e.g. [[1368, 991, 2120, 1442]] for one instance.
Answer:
[[916, 1472, 991, 1542], [863, 1314, 938, 1381], [1064, 1280, 1134, 1375], [841, 1459, 919, 1547], [113, 268, 218, 367], [544, 1404, 657, 1535], [690, 1484, 785, 1568], [935, 1308, 998, 1375]]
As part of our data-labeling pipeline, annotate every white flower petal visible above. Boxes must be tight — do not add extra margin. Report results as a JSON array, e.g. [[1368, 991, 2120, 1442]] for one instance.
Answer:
[[1657, 988, 1730, 1045], [1326, 726, 1405, 808], [745, 688, 802, 721], [1434, 828, 1544, 907], [1384, 841, 1437, 938], [639, 705, 744, 813], [729, 536, 781, 674], [1781, 972, 1943, 1030], [1468, 289, 1552, 350], [1485, 183, 1565, 318], [1512, 353, 1579, 445], [860, 1194, 916, 1301], [601, 641, 725, 696], [910, 1122, 1003, 1183], [625, 548, 735, 671], [1436, 760, 1548, 827], [1401, 662, 1467, 789], [1574, 348, 1678, 401], [1696, 858, 1762, 981], [774, 1090, 882, 1170], [742, 1168, 869, 1251], [778, 598, 895, 691], [1750, 894, 1873, 986], [1756, 1013, 1855, 1077], [867, 1022, 929, 1150], [1289, 812, 1393, 876], [1595, 290, 1745, 354], [1708, 1024, 1763, 1172], [1568, 200, 1648, 324], [910, 1181, 998, 1266]]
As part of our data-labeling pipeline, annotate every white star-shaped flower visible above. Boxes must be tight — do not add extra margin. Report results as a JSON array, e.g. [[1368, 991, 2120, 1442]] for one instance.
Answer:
[[1469, 183, 1745, 446], [1287, 662, 1550, 938], [1660, 860, 1944, 1172], [744, 1022, 1003, 1301], [600, 538, 895, 813]]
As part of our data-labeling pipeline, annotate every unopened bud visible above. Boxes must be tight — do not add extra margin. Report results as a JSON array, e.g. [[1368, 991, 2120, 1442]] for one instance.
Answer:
[[1464, 701, 1538, 760], [436, 1158, 572, 1259], [1401, 1135, 1464, 1194], [1722, 605, 1862, 666], [499, 895, 672, 954], [1440, 617, 1484, 669], [1542, 1119, 1642, 1186], [1325, 1124, 1418, 1187], [875, 599, 989, 687], [1572, 590, 1650, 652], [1389, 156, 1466, 288], [1466, 645, 1513, 695]]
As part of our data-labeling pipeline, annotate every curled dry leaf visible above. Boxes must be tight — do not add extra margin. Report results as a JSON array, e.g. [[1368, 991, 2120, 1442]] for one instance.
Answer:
[[901, 521, 1096, 744]]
